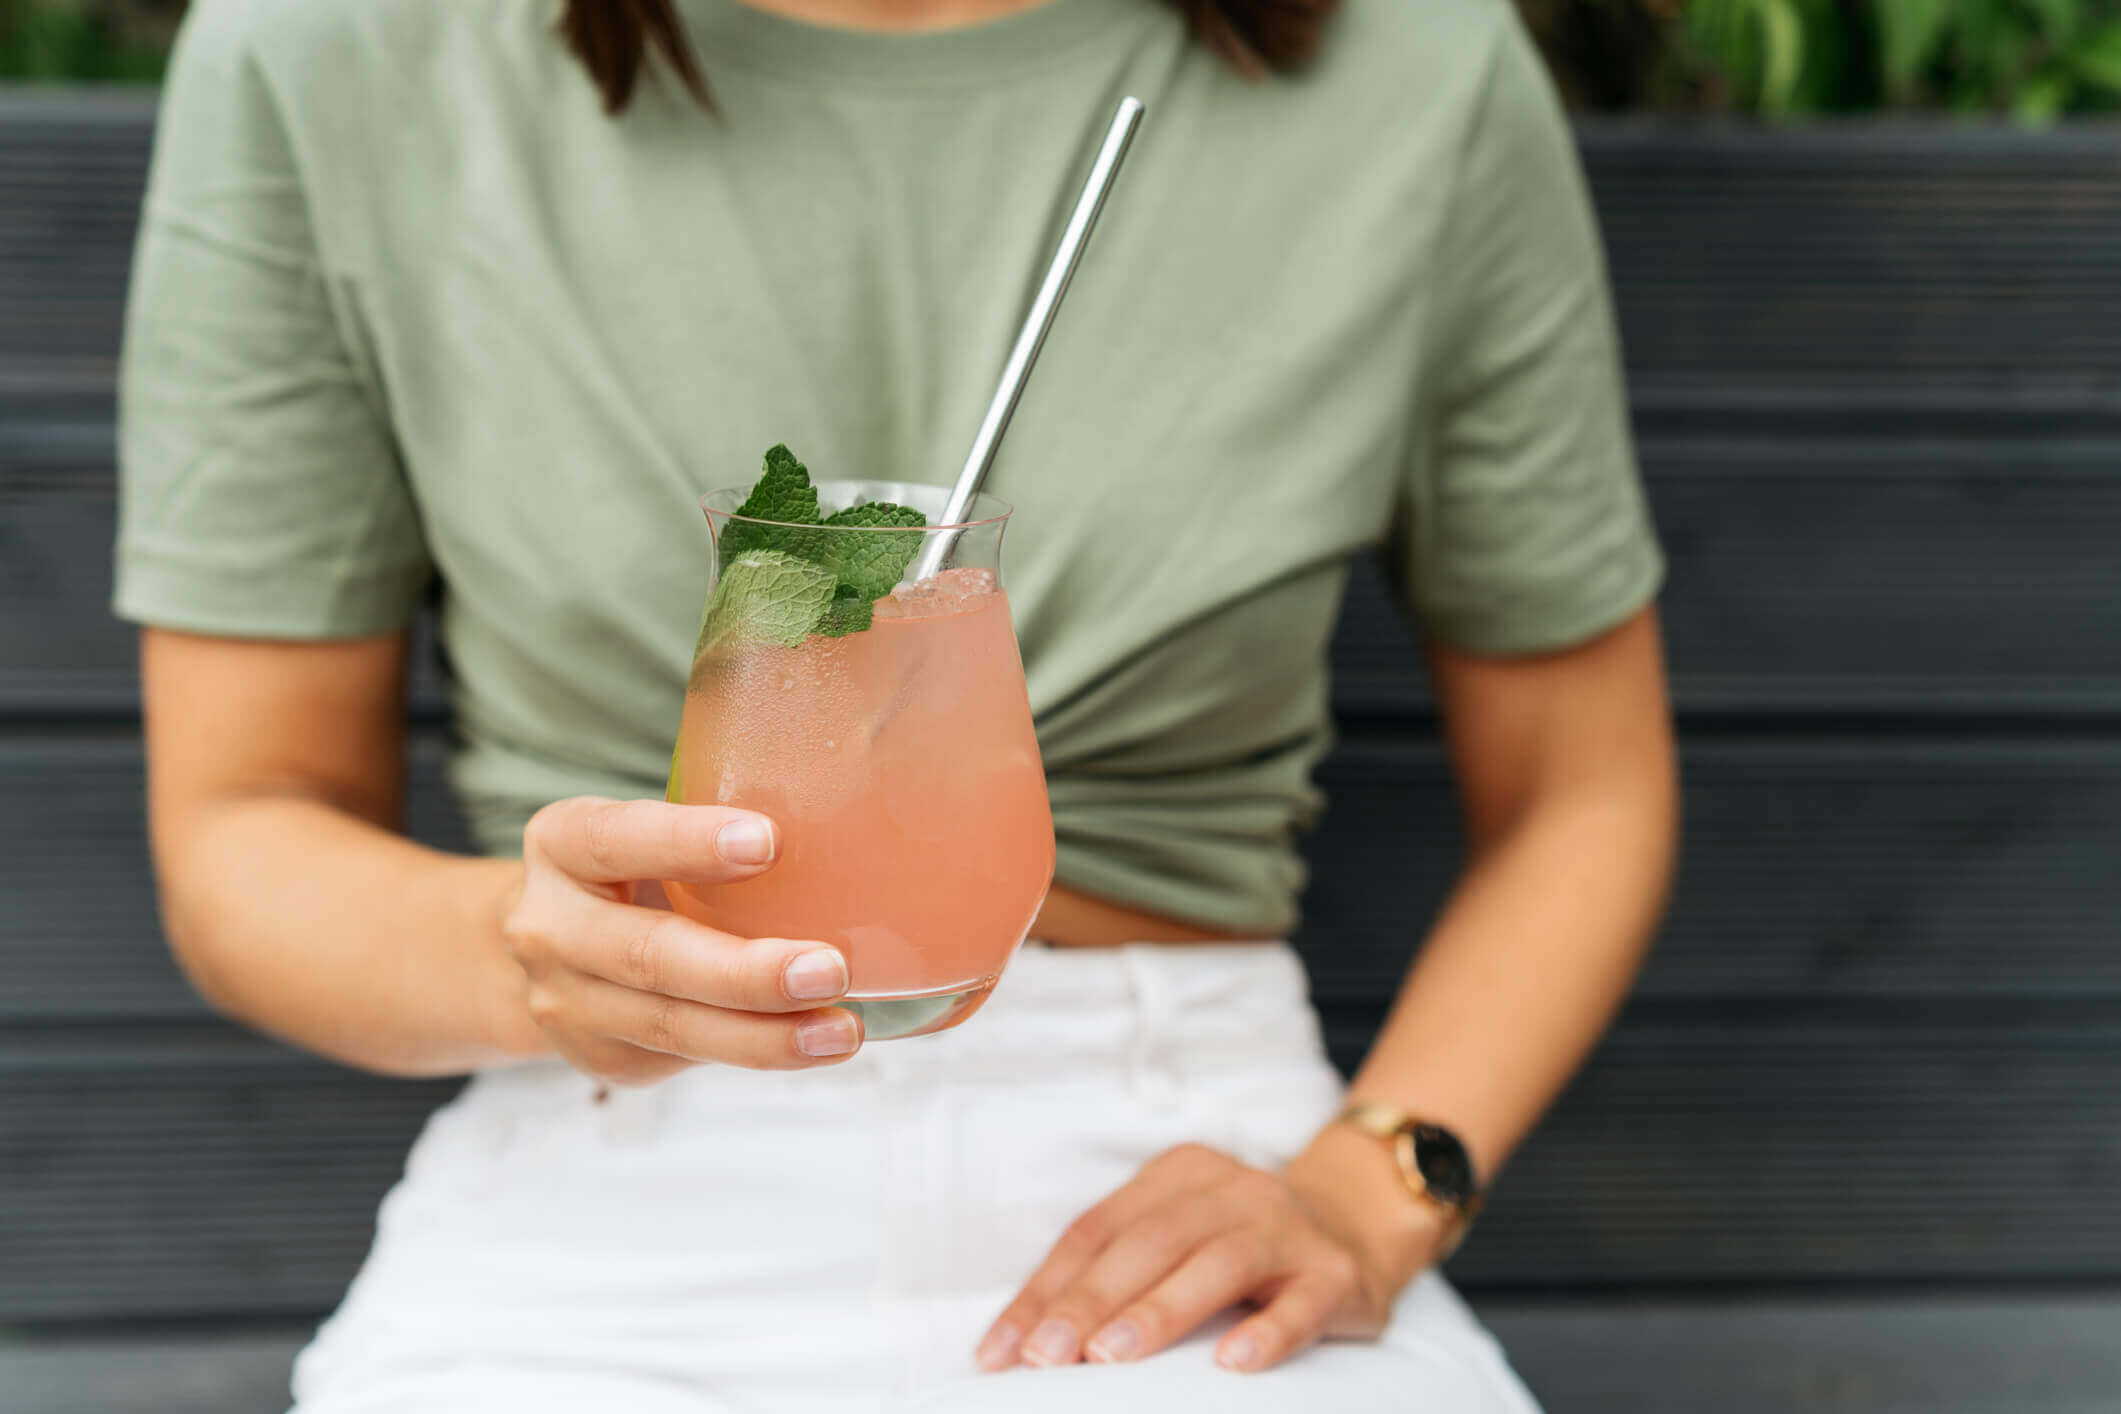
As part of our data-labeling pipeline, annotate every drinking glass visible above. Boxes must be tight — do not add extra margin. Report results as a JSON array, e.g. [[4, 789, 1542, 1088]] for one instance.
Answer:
[[664, 481, 1054, 1039]]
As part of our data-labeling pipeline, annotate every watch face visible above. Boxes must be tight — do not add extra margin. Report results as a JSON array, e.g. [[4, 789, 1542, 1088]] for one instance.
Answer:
[[1411, 1124, 1477, 1207]]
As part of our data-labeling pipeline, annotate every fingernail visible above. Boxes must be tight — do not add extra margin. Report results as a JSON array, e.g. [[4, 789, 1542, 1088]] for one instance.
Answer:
[[1086, 1319, 1141, 1363], [1217, 1332, 1262, 1372], [1023, 1319, 1080, 1367], [716, 817, 775, 866], [795, 1011, 861, 1058], [782, 949, 847, 1001], [975, 1323, 1021, 1370]]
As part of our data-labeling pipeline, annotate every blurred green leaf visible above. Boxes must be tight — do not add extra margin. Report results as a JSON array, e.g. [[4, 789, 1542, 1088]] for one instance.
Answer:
[[1877, 0, 1951, 96], [2070, 20, 2121, 89], [2014, 66, 2075, 118], [1559, 0, 2121, 118], [1752, 0, 1805, 109], [0, 0, 171, 80], [2024, 0, 2084, 43]]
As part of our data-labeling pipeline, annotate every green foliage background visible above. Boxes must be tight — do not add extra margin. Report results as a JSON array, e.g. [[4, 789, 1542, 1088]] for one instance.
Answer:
[[1528, 0, 2121, 118], [0, 0, 174, 81], [6, 0, 2121, 117]]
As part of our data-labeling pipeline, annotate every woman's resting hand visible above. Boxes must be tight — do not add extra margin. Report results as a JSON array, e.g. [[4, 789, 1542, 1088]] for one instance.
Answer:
[[978, 1132, 1443, 1375], [503, 796, 862, 1081]]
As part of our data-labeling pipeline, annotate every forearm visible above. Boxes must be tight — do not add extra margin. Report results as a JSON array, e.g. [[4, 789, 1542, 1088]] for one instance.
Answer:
[[160, 792, 547, 1076], [1282, 773, 1675, 1296], [1346, 774, 1678, 1179]]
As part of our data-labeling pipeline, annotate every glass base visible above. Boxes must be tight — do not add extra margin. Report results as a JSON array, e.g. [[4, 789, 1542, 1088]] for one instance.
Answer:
[[845, 976, 999, 1040]]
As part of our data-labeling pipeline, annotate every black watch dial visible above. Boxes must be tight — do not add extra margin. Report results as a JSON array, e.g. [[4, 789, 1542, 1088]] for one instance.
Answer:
[[1410, 1123, 1478, 1207]]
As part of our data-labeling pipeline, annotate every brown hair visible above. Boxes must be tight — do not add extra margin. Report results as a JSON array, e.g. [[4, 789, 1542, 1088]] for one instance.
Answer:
[[559, 0, 1339, 113]]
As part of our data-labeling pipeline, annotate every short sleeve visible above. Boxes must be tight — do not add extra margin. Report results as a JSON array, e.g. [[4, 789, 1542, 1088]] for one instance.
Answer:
[[113, 0, 430, 639], [1395, 10, 1663, 656]]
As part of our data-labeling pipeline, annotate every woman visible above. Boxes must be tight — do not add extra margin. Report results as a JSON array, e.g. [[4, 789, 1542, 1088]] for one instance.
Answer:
[[117, 0, 1677, 1408]]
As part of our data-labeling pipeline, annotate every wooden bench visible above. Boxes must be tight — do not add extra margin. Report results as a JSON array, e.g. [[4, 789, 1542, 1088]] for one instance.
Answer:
[[3, 90, 2118, 1409]]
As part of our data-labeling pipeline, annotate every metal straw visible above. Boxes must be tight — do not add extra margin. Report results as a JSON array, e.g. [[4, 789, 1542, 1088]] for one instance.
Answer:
[[909, 96, 1145, 582]]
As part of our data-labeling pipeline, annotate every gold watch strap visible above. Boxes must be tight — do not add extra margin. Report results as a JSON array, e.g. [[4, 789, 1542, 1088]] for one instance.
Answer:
[[1338, 1099, 1414, 1141], [1333, 1100, 1483, 1259]]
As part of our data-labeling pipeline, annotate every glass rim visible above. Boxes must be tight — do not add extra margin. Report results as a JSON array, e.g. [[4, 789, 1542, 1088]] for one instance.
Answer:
[[699, 480, 1013, 534]]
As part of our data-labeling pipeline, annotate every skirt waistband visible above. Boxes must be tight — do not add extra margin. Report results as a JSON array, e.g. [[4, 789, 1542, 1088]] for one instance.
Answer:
[[468, 939, 1327, 1112], [873, 938, 1321, 1075]]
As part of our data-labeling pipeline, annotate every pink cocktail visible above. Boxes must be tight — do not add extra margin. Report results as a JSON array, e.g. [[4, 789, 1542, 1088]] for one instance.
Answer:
[[665, 480, 1053, 1038]]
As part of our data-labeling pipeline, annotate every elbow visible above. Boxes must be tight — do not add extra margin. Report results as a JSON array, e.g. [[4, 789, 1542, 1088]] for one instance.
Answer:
[[1620, 738, 1683, 965], [156, 881, 251, 1028], [1645, 733, 1683, 906], [1605, 727, 1682, 933], [154, 871, 433, 1080], [147, 795, 258, 1028]]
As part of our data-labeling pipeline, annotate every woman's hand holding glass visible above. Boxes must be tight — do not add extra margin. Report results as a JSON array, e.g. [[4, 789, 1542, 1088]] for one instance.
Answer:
[[502, 797, 864, 1081]]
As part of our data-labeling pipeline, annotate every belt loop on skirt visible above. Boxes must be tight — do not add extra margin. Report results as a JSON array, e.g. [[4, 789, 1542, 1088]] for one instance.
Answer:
[[1120, 945, 1184, 1112]]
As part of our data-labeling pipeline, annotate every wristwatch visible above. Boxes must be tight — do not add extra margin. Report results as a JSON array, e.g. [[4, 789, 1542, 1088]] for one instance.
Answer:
[[1334, 1101, 1485, 1259]]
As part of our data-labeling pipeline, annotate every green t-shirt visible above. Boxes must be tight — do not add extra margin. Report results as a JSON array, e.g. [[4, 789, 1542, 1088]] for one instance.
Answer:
[[115, 0, 1661, 936]]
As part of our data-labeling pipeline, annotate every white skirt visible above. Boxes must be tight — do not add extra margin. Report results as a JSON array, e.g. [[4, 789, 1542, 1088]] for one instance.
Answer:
[[290, 941, 1541, 1413]]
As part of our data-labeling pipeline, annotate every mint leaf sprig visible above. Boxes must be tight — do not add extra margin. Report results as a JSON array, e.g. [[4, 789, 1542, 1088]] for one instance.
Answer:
[[716, 444, 820, 565], [694, 549, 837, 655], [701, 445, 928, 645]]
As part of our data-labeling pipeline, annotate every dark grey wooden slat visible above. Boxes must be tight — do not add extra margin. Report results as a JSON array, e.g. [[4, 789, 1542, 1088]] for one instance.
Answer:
[[7, 734, 2120, 1023], [1331, 436, 2121, 720], [1641, 437, 2121, 716], [0, 478, 138, 716], [1299, 738, 2121, 1007], [8, 1294, 2121, 1414], [0, 1036, 455, 1323], [0, 737, 472, 1022], [1579, 126, 2121, 417], [0, 98, 151, 388], [1486, 1293, 2121, 1414], [0, 448, 450, 722], [2, 1020, 2115, 1322], [0, 1333, 304, 1414], [1438, 1020, 2121, 1287]]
